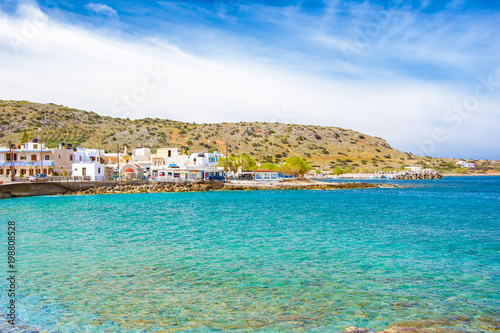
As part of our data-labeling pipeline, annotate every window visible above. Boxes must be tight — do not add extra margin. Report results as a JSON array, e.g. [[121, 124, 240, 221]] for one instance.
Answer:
[[82, 168, 87, 176], [31, 155, 37, 161], [70, 155, 73, 161], [58, 155, 61, 159], [6, 153, 18, 161], [33, 144, 38, 149], [45, 155, 50, 160], [98, 167, 101, 173]]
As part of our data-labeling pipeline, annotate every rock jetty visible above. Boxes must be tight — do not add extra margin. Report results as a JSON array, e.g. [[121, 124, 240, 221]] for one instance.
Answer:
[[63, 182, 223, 195], [392, 169, 443, 180], [61, 180, 392, 196], [222, 181, 385, 191]]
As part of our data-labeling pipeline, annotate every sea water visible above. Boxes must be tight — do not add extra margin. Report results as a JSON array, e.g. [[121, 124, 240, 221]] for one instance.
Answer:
[[0, 177, 499, 332]]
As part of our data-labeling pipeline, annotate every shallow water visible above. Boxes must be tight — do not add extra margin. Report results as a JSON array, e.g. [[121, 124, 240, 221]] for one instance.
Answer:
[[1, 177, 499, 332]]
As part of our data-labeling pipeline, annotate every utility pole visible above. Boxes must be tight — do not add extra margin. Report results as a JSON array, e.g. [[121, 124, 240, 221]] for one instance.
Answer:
[[116, 143, 120, 178], [98, 133, 101, 160], [8, 140, 14, 181], [39, 128, 43, 175], [225, 142, 229, 174]]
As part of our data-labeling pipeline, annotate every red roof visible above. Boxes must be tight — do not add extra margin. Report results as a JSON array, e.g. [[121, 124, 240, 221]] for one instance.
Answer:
[[124, 168, 135, 173]]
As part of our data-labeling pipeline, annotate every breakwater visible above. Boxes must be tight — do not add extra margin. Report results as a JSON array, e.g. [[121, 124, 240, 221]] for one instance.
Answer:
[[222, 181, 385, 191], [66, 181, 384, 196], [0, 181, 118, 198], [392, 169, 443, 180], [66, 181, 224, 195]]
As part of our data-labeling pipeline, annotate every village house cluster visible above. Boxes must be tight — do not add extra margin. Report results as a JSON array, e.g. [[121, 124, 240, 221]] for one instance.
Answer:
[[0, 140, 229, 182]]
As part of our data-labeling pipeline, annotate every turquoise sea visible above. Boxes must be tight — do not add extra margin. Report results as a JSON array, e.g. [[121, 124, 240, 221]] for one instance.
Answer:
[[1, 177, 499, 332]]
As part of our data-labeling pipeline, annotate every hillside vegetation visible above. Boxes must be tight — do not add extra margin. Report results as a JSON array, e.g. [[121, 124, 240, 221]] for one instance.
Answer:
[[1, 100, 497, 174]]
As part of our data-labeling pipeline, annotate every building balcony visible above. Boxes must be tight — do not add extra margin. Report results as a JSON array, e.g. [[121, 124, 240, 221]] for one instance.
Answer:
[[0, 161, 55, 167]]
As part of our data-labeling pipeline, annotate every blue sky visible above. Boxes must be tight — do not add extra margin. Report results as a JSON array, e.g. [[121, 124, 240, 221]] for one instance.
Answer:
[[0, 0, 499, 159]]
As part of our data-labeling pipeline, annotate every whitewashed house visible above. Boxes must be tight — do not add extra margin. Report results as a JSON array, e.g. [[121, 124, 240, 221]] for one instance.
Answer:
[[151, 149, 225, 181], [72, 148, 106, 180], [455, 160, 476, 168], [150, 148, 188, 174], [188, 151, 223, 167]]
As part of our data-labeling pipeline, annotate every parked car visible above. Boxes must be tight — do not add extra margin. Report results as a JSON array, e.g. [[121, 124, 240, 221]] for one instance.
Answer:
[[29, 174, 48, 182]]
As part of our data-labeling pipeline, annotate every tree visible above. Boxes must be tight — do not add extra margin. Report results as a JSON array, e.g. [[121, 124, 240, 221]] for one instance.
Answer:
[[218, 155, 241, 173], [240, 154, 256, 170], [279, 156, 311, 178], [454, 167, 468, 174], [278, 162, 300, 176], [21, 130, 30, 143], [333, 166, 343, 175], [260, 163, 277, 170], [218, 154, 257, 174]]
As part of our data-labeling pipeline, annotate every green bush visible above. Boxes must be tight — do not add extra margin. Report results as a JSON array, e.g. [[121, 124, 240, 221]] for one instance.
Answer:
[[454, 167, 469, 174]]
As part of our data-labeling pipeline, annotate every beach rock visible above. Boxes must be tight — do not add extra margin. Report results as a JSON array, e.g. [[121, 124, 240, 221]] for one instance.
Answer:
[[345, 326, 375, 333]]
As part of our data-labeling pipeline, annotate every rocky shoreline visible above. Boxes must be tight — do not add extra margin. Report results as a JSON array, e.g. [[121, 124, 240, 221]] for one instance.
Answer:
[[61, 180, 392, 196], [3, 315, 497, 333], [343, 314, 499, 333], [61, 181, 224, 195], [222, 181, 390, 191]]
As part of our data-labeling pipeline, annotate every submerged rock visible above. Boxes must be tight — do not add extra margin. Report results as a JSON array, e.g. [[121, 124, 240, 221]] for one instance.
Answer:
[[345, 326, 375, 333]]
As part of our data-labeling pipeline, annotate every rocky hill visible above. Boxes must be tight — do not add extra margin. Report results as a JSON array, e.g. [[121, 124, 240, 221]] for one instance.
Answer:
[[1, 100, 497, 174]]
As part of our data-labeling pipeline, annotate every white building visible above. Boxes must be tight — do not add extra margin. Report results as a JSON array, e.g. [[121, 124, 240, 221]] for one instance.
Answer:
[[151, 150, 225, 181], [132, 148, 152, 172], [72, 148, 106, 180], [188, 151, 224, 167], [0, 140, 54, 179], [455, 160, 476, 168], [241, 170, 279, 182], [74, 148, 104, 163], [150, 148, 188, 176], [72, 163, 105, 181], [405, 166, 422, 172]]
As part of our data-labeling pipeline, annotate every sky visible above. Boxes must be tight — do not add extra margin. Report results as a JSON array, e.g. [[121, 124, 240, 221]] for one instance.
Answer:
[[0, 0, 499, 160]]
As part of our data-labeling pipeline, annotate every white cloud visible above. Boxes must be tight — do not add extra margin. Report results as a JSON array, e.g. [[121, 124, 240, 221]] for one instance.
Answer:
[[85, 2, 118, 17], [0, 4, 498, 159]]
